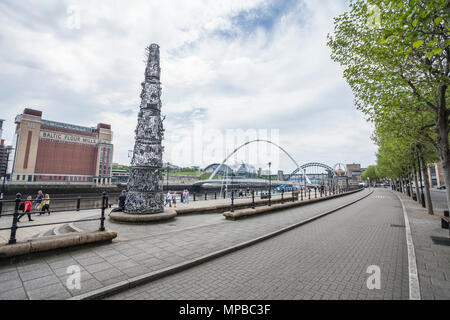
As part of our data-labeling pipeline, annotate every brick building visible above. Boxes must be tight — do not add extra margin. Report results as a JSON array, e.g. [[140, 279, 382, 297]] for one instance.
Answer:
[[427, 162, 445, 187], [11, 108, 113, 185], [346, 163, 362, 186]]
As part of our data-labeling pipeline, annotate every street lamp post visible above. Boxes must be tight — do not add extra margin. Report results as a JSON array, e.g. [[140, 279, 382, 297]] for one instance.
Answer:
[[268, 162, 272, 207], [303, 168, 306, 200]]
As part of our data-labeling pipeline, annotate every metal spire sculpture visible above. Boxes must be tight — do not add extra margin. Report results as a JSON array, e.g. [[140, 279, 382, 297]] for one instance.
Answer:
[[124, 43, 165, 214]]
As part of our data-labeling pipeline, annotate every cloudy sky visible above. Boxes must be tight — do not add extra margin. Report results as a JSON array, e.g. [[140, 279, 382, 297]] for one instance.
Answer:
[[0, 0, 377, 173]]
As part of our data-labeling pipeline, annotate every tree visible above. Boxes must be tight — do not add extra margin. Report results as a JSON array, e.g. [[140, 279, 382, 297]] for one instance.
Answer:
[[327, 0, 449, 209], [362, 165, 379, 182]]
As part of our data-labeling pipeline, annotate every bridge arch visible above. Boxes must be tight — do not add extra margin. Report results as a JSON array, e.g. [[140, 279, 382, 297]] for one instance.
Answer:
[[208, 139, 301, 180], [290, 162, 334, 176]]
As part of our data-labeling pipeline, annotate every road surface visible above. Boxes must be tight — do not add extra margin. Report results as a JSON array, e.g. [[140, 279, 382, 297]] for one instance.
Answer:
[[107, 189, 409, 300]]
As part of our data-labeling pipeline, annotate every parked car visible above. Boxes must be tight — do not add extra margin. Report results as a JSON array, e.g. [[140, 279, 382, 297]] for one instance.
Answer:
[[437, 185, 446, 190]]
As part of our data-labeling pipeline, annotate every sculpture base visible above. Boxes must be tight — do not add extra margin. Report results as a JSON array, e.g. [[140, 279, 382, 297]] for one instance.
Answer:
[[109, 208, 176, 224]]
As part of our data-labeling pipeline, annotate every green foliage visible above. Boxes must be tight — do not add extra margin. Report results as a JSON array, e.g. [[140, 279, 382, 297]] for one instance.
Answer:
[[327, 0, 449, 180], [362, 165, 378, 181]]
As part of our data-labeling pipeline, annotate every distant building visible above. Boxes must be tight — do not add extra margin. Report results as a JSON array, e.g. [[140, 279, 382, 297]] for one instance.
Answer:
[[204, 163, 233, 175], [277, 170, 285, 181], [12, 108, 113, 185], [111, 168, 129, 184], [346, 163, 362, 186], [234, 163, 257, 178], [0, 139, 13, 180], [427, 162, 445, 187]]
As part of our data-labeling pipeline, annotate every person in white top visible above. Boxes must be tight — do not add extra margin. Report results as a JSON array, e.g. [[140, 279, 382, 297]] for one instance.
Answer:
[[172, 192, 177, 208], [165, 191, 172, 207]]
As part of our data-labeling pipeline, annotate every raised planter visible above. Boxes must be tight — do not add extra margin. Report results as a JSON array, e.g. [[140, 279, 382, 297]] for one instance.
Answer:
[[223, 189, 364, 220], [0, 230, 117, 259], [109, 208, 177, 223]]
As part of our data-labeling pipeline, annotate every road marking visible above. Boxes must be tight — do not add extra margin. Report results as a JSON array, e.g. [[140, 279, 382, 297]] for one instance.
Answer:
[[391, 191, 421, 300]]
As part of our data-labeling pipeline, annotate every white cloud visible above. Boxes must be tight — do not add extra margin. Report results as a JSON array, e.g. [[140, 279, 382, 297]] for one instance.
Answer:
[[0, 0, 377, 174]]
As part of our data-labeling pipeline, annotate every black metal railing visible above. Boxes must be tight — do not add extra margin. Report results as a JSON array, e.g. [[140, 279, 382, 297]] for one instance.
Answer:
[[0, 192, 108, 245]]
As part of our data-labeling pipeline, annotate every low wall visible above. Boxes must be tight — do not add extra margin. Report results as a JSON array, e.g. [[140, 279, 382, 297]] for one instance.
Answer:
[[0, 230, 117, 260], [223, 188, 364, 220], [176, 189, 363, 216]]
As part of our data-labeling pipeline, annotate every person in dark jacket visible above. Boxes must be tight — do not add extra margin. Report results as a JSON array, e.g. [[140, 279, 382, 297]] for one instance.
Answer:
[[111, 190, 127, 212]]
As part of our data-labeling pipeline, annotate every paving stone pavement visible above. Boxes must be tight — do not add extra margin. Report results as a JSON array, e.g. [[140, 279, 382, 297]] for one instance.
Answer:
[[106, 188, 409, 300], [395, 191, 450, 300], [0, 189, 369, 300]]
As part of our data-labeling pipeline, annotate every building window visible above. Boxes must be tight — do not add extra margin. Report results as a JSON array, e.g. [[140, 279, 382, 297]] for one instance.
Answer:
[[17, 175, 20, 180], [22, 175, 25, 180]]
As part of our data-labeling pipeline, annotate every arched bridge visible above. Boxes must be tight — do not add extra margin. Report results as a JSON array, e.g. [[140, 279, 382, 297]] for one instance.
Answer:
[[208, 139, 302, 181]]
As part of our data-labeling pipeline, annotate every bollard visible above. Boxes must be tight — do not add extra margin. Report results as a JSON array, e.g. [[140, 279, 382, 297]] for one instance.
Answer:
[[215, 192, 217, 200], [252, 190, 255, 209], [309, 189, 311, 200], [281, 190, 284, 204], [315, 188, 317, 198], [194, 193, 196, 201], [0, 193, 3, 218], [301, 189, 303, 201], [205, 193, 207, 201], [231, 191, 235, 212], [99, 192, 106, 231], [8, 193, 21, 244], [76, 196, 81, 211], [268, 189, 272, 207]]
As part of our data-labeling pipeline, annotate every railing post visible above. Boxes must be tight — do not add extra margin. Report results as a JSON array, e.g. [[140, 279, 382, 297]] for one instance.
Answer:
[[231, 191, 235, 212], [76, 196, 81, 211], [0, 193, 3, 218], [252, 190, 255, 209], [99, 192, 106, 231], [8, 193, 21, 245]]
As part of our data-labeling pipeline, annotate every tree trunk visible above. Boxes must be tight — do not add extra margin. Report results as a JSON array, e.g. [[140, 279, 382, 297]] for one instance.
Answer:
[[435, 84, 450, 213], [418, 146, 434, 215], [412, 161, 421, 203], [407, 174, 413, 197]]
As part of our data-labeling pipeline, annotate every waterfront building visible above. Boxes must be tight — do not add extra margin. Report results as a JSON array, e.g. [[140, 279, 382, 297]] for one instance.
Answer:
[[12, 108, 113, 185]]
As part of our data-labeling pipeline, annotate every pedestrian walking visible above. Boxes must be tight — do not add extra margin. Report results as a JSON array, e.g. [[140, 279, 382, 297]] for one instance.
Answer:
[[18, 196, 34, 222], [181, 190, 185, 203], [40, 194, 51, 215], [34, 190, 44, 214], [172, 192, 177, 208], [185, 189, 190, 203], [165, 191, 172, 207]]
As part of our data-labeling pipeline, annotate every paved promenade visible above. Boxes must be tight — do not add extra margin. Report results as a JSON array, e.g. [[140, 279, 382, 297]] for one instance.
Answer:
[[395, 191, 450, 299], [107, 188, 409, 300], [0, 190, 368, 300], [0, 209, 101, 243], [0, 192, 291, 243]]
